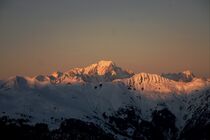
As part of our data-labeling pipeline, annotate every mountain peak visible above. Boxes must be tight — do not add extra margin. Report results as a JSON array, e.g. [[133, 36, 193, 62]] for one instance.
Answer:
[[83, 60, 116, 76], [59, 60, 134, 83], [51, 71, 63, 78], [182, 70, 194, 77], [161, 70, 195, 82], [1, 76, 34, 89], [97, 60, 114, 67]]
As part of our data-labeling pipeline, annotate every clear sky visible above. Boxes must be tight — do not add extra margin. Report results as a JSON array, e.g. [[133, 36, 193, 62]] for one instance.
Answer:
[[0, 0, 209, 79]]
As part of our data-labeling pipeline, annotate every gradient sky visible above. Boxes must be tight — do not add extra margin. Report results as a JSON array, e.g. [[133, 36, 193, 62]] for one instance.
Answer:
[[0, 0, 209, 79]]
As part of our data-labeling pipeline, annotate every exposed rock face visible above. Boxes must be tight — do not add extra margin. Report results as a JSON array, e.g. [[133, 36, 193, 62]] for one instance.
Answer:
[[1, 105, 209, 140], [0, 60, 209, 140]]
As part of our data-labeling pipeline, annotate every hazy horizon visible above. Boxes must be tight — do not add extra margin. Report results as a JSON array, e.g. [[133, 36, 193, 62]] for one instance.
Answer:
[[0, 0, 209, 79]]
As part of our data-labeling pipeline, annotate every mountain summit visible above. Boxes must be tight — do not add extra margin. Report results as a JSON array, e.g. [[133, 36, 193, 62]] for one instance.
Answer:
[[0, 60, 205, 91], [161, 70, 195, 82], [50, 60, 134, 83], [0, 60, 210, 140]]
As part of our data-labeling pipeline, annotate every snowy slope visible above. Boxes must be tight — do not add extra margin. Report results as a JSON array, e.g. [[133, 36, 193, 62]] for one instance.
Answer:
[[161, 70, 195, 82], [0, 60, 209, 139], [56, 60, 134, 83]]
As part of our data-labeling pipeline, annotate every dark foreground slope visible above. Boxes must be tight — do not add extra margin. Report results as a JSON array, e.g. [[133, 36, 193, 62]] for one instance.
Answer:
[[1, 105, 210, 140], [0, 61, 210, 140]]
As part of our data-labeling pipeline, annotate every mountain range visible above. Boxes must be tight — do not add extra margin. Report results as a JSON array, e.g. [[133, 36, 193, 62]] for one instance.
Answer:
[[0, 60, 209, 140]]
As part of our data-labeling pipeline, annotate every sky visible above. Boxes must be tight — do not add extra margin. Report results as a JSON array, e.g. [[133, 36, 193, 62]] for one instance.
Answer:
[[0, 0, 209, 79]]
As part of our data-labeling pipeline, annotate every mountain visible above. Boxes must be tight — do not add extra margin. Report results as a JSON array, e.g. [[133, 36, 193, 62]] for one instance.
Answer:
[[0, 60, 209, 140], [161, 70, 195, 82], [0, 76, 35, 90], [51, 60, 134, 83]]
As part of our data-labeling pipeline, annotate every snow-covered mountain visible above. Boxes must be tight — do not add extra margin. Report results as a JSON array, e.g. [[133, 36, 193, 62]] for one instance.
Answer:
[[161, 70, 195, 82], [51, 60, 134, 83], [0, 60, 209, 140]]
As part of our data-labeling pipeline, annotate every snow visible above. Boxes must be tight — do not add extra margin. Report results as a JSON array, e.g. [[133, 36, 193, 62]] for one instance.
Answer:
[[53, 60, 134, 83], [51, 71, 63, 78], [0, 60, 209, 130], [161, 70, 195, 82]]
